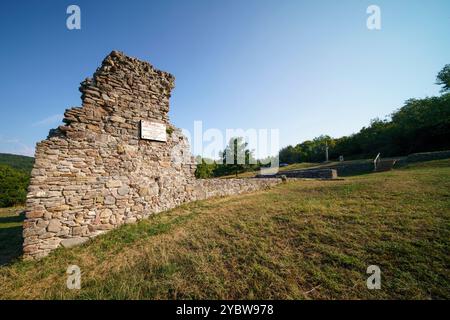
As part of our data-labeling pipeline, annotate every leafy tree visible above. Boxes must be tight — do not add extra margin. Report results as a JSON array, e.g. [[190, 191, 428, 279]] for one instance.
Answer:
[[220, 137, 256, 177], [195, 156, 217, 178], [436, 64, 450, 92], [0, 164, 30, 207], [281, 136, 336, 163], [279, 145, 300, 164]]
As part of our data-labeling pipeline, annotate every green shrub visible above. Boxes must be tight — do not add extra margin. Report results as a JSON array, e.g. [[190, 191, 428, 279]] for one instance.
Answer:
[[166, 127, 174, 136]]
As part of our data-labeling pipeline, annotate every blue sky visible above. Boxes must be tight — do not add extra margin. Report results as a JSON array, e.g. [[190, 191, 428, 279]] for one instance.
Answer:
[[0, 0, 449, 156]]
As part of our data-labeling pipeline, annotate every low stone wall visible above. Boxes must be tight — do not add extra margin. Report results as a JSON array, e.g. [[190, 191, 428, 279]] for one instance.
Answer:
[[257, 168, 337, 179], [282, 169, 337, 179], [404, 150, 450, 164], [23, 51, 281, 260], [326, 161, 373, 176]]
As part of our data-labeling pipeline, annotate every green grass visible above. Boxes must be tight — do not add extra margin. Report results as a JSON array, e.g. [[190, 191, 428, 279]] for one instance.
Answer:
[[0, 159, 449, 299]]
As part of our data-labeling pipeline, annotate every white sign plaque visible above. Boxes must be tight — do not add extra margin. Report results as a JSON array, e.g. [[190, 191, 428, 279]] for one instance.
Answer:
[[140, 120, 167, 142]]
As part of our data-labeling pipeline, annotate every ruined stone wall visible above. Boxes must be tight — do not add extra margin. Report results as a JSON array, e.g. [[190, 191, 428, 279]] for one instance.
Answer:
[[23, 51, 281, 259]]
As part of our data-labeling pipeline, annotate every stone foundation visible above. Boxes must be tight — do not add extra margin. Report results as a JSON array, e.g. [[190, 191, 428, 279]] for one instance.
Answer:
[[23, 51, 281, 260]]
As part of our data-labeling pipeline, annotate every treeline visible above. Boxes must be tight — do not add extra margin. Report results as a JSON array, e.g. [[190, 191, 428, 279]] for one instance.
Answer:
[[279, 65, 450, 164], [0, 153, 34, 172]]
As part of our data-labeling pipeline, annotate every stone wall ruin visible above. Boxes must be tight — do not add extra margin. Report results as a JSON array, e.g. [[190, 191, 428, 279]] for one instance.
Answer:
[[23, 51, 281, 259]]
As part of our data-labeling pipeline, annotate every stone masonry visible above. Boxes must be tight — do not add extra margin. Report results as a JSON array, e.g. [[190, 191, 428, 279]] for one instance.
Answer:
[[23, 51, 281, 259], [257, 169, 338, 179]]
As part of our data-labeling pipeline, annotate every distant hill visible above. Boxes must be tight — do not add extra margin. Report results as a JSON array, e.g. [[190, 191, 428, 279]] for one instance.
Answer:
[[0, 153, 34, 173]]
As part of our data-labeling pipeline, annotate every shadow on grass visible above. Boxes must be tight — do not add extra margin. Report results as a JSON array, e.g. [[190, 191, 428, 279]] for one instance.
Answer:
[[0, 211, 25, 266], [0, 214, 25, 224]]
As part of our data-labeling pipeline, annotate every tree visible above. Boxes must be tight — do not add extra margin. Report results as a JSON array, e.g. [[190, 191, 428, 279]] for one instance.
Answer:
[[194, 156, 217, 178], [436, 64, 450, 93], [279, 145, 300, 164], [221, 137, 256, 177]]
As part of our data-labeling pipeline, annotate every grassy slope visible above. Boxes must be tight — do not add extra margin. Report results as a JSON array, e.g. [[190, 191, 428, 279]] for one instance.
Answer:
[[0, 160, 448, 299]]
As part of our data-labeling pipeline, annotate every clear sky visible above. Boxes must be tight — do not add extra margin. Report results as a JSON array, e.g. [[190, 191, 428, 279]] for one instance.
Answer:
[[0, 0, 449, 156]]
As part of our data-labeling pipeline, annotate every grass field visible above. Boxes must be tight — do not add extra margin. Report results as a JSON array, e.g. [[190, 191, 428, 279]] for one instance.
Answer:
[[0, 159, 449, 299]]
